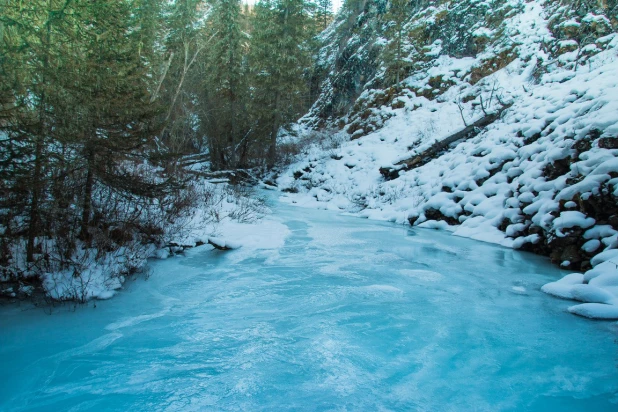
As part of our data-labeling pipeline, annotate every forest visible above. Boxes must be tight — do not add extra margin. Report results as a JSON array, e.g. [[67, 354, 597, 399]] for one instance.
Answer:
[[0, 0, 335, 298]]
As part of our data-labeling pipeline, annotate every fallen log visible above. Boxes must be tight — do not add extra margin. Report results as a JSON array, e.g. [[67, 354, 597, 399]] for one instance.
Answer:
[[165, 242, 194, 255], [380, 106, 510, 180]]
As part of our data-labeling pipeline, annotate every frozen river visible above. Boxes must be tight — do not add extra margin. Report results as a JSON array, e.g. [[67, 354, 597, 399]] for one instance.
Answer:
[[1, 199, 617, 411]]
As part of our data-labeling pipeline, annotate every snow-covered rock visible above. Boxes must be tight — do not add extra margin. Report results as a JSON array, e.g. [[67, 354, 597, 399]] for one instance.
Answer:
[[542, 250, 618, 318]]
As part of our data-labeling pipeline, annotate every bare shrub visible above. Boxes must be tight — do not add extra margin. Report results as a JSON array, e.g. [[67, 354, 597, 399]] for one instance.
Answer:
[[225, 185, 267, 223], [276, 128, 346, 167], [348, 185, 425, 211]]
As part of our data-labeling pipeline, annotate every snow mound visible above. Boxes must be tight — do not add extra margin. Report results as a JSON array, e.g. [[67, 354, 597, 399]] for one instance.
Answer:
[[542, 252, 618, 318], [571, 284, 615, 304], [568, 303, 618, 320], [541, 273, 584, 300], [208, 237, 243, 250]]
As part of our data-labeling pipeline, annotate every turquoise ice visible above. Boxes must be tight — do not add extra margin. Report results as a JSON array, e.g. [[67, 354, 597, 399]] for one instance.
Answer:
[[1, 201, 617, 411]]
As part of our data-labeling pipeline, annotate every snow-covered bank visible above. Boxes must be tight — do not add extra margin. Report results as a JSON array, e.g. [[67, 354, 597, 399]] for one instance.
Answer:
[[278, 0, 618, 319], [1, 184, 285, 302], [542, 251, 618, 319]]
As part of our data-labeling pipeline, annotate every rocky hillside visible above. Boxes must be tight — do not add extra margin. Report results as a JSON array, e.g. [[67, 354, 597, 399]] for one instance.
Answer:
[[278, 0, 618, 318]]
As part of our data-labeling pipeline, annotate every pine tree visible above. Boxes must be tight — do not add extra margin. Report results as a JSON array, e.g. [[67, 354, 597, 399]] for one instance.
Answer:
[[0, 0, 70, 261], [315, 0, 334, 31], [64, 1, 163, 242], [249, 0, 314, 167], [1, 0, 168, 265], [384, 0, 411, 89], [200, 0, 249, 169], [157, 0, 209, 155]]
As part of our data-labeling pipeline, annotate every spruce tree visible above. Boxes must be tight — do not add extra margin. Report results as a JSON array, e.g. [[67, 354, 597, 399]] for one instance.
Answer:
[[65, 0, 163, 242], [249, 0, 314, 167], [0, 0, 70, 261], [315, 0, 334, 31], [384, 0, 411, 89], [200, 0, 249, 170], [1, 0, 168, 265]]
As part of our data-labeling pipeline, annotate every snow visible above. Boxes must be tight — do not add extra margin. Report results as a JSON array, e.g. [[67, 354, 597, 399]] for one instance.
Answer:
[[24, 183, 286, 302], [570, 284, 616, 305], [553, 211, 595, 231], [541, 273, 584, 300], [418, 220, 453, 231], [202, 217, 291, 265], [542, 251, 618, 317], [277, 0, 617, 321], [207, 237, 243, 250], [581, 239, 601, 253], [42, 268, 125, 301], [453, 219, 514, 247], [568, 303, 618, 320], [590, 249, 618, 267], [584, 225, 617, 240]]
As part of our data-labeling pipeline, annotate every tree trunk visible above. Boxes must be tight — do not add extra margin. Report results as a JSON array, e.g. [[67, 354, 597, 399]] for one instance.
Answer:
[[80, 148, 95, 244], [396, 25, 402, 89], [267, 91, 281, 168], [27, 2, 52, 262], [26, 137, 43, 262], [230, 89, 238, 167]]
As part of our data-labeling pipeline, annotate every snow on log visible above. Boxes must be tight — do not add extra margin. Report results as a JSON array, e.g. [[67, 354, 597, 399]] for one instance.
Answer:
[[207, 237, 242, 251]]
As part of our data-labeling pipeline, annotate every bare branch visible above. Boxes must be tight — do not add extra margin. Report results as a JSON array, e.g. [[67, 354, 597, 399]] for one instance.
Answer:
[[456, 94, 468, 127]]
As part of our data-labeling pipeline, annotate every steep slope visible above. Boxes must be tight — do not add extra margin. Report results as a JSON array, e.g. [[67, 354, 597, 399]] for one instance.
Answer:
[[279, 0, 618, 318]]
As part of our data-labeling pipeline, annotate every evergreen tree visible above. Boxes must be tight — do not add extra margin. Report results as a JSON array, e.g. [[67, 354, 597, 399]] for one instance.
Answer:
[[200, 0, 249, 169], [0, 0, 72, 261], [0, 0, 329, 284], [249, 0, 314, 167], [54, 1, 162, 242], [315, 0, 334, 31], [157, 0, 209, 155], [1, 0, 173, 268], [384, 0, 412, 89]]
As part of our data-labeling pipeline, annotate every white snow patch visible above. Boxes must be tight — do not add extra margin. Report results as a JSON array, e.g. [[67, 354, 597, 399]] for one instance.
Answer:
[[511, 286, 527, 294], [568, 303, 618, 320]]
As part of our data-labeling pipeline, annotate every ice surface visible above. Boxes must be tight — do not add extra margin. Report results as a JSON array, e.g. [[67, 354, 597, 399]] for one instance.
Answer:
[[511, 286, 527, 294], [1, 199, 617, 411]]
